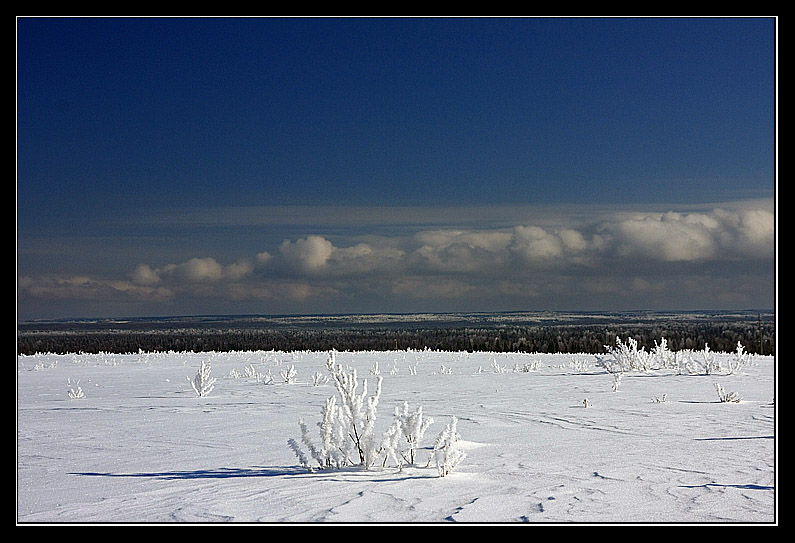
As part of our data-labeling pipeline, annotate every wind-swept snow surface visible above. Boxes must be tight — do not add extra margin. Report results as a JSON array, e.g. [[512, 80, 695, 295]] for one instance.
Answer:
[[17, 349, 775, 523]]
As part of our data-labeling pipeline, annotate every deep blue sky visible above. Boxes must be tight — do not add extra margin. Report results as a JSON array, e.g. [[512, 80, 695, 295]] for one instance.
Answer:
[[17, 17, 776, 319]]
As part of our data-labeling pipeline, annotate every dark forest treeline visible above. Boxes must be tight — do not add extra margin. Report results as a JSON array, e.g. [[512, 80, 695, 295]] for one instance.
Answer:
[[17, 320, 775, 356]]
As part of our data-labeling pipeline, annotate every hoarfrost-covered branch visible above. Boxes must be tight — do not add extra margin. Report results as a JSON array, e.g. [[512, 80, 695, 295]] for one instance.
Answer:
[[188, 360, 216, 397], [429, 416, 466, 477]]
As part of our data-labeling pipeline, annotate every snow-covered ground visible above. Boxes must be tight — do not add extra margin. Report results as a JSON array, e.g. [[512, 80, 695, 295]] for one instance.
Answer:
[[17, 347, 776, 524]]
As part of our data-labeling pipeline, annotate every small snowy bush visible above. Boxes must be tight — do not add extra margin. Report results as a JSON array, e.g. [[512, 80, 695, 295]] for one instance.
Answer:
[[727, 342, 751, 374], [715, 383, 741, 403], [188, 360, 216, 397], [289, 353, 384, 470], [67, 378, 84, 400], [243, 364, 261, 380], [604, 336, 654, 372], [611, 371, 623, 392], [491, 359, 509, 373], [288, 352, 449, 475], [516, 359, 543, 372], [280, 364, 297, 384], [394, 402, 434, 465], [311, 371, 329, 387], [428, 416, 466, 477]]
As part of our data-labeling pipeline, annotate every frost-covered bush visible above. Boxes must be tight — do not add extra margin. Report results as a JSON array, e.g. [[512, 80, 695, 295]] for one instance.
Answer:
[[311, 371, 329, 387], [568, 358, 589, 372], [516, 359, 543, 372], [700, 344, 722, 375], [727, 341, 751, 375], [261, 369, 274, 385], [715, 383, 741, 403], [67, 378, 84, 400], [603, 336, 752, 377], [243, 364, 262, 380], [491, 359, 509, 373], [651, 338, 677, 370], [289, 352, 384, 470], [676, 343, 749, 376], [604, 337, 655, 372], [428, 416, 466, 477], [288, 352, 448, 475], [394, 402, 434, 465], [188, 360, 216, 397], [611, 371, 623, 392], [280, 364, 297, 384]]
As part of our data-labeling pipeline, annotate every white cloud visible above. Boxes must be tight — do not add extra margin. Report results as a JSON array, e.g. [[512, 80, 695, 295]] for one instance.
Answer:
[[279, 235, 334, 271], [131, 263, 161, 286], [607, 213, 719, 262], [407, 229, 512, 273], [509, 225, 565, 261], [602, 207, 775, 263], [559, 228, 588, 251], [130, 257, 254, 286], [175, 257, 225, 281], [19, 201, 774, 315]]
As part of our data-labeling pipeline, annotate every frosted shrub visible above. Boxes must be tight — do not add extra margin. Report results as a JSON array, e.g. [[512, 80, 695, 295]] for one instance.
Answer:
[[700, 344, 722, 375], [188, 360, 216, 397], [280, 365, 297, 384], [289, 352, 447, 474], [715, 383, 741, 403], [727, 342, 751, 375], [491, 359, 509, 373], [289, 352, 384, 470], [33, 359, 57, 371], [327, 356, 383, 467], [429, 416, 466, 477], [568, 358, 588, 372], [311, 371, 329, 387], [291, 397, 349, 471], [261, 369, 274, 385], [678, 345, 722, 375], [379, 417, 405, 470], [394, 402, 434, 465], [611, 371, 623, 392], [651, 338, 677, 369], [520, 359, 543, 372], [604, 337, 654, 372], [676, 351, 702, 375], [67, 378, 84, 400]]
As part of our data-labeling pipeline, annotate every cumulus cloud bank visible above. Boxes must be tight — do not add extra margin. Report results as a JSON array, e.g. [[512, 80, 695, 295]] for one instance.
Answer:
[[18, 202, 775, 315], [604, 208, 774, 263]]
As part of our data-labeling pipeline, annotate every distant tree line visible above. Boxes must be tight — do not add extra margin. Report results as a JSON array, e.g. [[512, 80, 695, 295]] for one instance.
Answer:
[[17, 320, 775, 356]]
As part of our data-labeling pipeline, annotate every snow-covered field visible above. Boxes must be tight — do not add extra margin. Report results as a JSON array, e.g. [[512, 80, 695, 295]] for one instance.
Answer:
[[17, 346, 776, 524]]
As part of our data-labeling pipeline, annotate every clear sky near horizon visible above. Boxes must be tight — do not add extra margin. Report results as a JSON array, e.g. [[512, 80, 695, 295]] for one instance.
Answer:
[[17, 17, 776, 320]]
